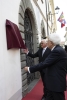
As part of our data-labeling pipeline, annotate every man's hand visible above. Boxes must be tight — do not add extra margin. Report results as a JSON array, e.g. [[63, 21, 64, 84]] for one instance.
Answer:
[[24, 66, 28, 72], [22, 48, 29, 54]]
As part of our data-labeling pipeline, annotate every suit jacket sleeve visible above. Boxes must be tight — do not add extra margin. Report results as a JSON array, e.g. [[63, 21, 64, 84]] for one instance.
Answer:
[[28, 50, 39, 58], [29, 50, 62, 73]]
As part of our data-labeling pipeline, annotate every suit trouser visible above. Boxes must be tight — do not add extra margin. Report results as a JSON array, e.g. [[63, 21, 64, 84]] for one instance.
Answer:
[[40, 71, 47, 97], [46, 91, 65, 100]]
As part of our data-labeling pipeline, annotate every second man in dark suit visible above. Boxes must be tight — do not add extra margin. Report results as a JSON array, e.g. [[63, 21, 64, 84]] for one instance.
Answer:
[[23, 38, 51, 100]]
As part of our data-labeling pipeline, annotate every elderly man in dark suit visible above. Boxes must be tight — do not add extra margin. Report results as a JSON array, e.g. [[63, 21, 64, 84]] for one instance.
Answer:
[[25, 33, 67, 100], [23, 38, 51, 100]]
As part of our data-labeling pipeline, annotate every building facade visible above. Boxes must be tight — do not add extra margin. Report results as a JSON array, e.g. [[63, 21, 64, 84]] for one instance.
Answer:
[[0, 0, 56, 100]]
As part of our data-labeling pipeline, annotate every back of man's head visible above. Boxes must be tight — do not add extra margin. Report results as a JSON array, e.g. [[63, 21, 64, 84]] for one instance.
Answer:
[[48, 33, 61, 45]]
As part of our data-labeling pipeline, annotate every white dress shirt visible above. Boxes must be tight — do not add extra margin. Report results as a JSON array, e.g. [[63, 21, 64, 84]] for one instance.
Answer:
[[51, 46, 55, 51]]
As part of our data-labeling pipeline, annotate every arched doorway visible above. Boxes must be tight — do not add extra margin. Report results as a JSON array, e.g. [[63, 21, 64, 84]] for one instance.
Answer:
[[24, 10, 35, 84], [19, 0, 39, 96]]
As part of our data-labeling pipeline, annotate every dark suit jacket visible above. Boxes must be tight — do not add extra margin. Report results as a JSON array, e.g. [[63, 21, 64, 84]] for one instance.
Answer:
[[28, 47, 51, 63], [28, 47, 51, 73], [29, 45, 67, 92]]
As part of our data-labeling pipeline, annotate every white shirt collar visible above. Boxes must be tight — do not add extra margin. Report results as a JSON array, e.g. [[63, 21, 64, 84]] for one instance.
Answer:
[[43, 47, 47, 50], [51, 46, 55, 51]]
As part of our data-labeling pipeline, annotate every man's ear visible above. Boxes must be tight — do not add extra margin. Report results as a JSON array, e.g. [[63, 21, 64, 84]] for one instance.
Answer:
[[50, 41, 54, 45]]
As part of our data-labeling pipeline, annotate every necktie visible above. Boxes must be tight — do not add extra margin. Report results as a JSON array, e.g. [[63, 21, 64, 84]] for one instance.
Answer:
[[42, 49, 45, 56]]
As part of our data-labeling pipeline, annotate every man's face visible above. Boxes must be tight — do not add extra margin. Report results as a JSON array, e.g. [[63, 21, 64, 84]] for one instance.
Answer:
[[40, 41, 47, 48]]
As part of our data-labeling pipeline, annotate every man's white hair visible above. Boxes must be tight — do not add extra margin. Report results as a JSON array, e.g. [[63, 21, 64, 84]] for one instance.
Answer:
[[41, 38, 48, 43], [48, 33, 61, 45]]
